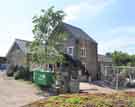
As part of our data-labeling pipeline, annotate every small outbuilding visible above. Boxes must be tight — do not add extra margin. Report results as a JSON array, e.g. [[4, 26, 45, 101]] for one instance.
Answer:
[[97, 54, 113, 80]]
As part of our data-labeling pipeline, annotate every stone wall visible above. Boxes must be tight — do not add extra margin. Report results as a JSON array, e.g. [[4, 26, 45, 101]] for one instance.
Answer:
[[64, 37, 98, 81], [78, 40, 98, 81], [7, 44, 26, 66]]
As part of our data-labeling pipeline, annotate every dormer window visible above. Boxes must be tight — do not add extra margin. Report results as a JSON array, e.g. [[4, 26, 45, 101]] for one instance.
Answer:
[[80, 48, 86, 57]]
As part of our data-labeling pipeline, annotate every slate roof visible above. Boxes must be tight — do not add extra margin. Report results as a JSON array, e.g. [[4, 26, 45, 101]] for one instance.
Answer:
[[63, 23, 97, 44], [6, 39, 31, 56], [15, 39, 31, 54]]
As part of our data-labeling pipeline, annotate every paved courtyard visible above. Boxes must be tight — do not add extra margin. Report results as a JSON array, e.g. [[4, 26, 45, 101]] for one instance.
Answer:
[[80, 82, 116, 93], [0, 71, 45, 107]]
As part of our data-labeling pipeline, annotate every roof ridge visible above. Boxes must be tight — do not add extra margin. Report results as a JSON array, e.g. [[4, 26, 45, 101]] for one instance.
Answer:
[[15, 38, 31, 43], [63, 23, 82, 30]]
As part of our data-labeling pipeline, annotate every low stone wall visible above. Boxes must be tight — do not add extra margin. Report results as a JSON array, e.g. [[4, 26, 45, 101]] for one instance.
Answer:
[[69, 79, 79, 93]]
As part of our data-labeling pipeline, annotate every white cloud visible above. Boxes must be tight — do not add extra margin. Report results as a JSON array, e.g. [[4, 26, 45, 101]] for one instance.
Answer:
[[64, 0, 114, 22], [98, 26, 135, 54], [0, 20, 34, 56], [64, 5, 81, 22]]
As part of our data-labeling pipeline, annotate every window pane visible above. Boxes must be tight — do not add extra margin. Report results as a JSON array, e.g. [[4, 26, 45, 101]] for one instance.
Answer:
[[67, 47, 74, 56], [80, 48, 86, 57], [69, 48, 72, 54]]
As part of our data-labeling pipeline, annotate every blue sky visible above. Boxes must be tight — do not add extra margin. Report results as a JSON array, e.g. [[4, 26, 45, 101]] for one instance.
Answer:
[[0, 0, 135, 56]]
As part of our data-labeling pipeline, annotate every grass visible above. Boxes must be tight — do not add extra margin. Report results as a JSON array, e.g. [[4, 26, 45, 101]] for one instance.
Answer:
[[23, 92, 135, 107], [65, 97, 81, 104]]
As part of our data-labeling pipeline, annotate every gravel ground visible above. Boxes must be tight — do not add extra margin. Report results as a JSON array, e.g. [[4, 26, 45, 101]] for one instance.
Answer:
[[0, 71, 45, 107]]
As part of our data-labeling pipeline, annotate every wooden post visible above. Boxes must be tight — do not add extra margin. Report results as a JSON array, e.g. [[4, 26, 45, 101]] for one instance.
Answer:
[[116, 68, 119, 90]]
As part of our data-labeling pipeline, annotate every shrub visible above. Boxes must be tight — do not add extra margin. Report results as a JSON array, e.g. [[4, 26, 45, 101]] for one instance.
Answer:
[[14, 66, 30, 80], [6, 64, 17, 76]]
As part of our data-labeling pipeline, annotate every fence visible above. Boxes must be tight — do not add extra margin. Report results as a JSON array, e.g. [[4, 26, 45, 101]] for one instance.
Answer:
[[101, 66, 135, 89]]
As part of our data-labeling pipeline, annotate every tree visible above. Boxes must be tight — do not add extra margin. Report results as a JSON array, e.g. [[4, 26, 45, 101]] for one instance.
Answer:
[[111, 51, 135, 66], [105, 52, 112, 57], [30, 6, 68, 67], [112, 51, 130, 66]]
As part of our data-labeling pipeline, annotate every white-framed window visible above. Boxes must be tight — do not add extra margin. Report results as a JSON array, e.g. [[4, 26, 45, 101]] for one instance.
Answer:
[[80, 48, 86, 57], [67, 46, 74, 56]]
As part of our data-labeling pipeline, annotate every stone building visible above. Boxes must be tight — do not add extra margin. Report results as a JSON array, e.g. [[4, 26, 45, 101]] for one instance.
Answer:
[[0, 57, 7, 64], [6, 23, 98, 81], [63, 23, 98, 81], [6, 39, 29, 66], [0, 57, 7, 70]]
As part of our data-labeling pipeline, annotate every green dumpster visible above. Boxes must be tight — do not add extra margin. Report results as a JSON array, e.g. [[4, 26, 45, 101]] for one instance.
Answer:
[[33, 68, 55, 86]]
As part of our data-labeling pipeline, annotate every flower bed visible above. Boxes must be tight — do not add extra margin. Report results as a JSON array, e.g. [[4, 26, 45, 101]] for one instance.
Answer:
[[23, 92, 135, 107]]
